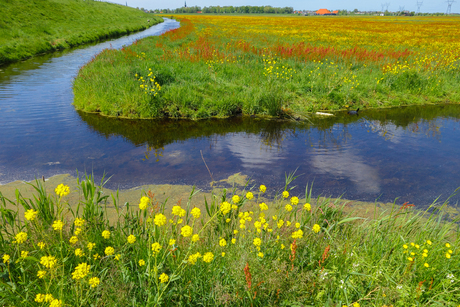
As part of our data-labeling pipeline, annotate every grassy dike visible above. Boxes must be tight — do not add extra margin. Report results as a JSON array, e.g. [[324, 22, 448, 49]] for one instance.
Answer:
[[72, 16, 460, 120], [1, 173, 459, 306], [0, 0, 162, 66]]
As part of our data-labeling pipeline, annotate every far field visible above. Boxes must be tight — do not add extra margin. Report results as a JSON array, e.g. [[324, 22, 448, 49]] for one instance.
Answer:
[[0, 0, 162, 65], [73, 15, 460, 119]]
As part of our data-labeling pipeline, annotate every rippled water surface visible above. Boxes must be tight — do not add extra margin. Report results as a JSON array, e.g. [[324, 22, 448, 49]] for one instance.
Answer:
[[1, 19, 460, 208]]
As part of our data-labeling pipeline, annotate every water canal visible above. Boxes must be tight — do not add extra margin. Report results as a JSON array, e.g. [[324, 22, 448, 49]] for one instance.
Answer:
[[1, 18, 459, 208]]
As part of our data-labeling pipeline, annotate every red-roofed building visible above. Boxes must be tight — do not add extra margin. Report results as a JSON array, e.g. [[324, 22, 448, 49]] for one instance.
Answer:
[[332, 10, 339, 14], [316, 8, 331, 15]]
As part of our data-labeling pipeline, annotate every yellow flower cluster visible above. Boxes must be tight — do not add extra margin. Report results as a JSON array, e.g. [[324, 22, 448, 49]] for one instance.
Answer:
[[139, 196, 150, 210], [127, 235, 136, 244], [154, 213, 167, 226], [151, 242, 162, 255], [220, 201, 232, 215], [14, 232, 27, 244], [172, 205, 186, 217], [40, 255, 57, 269], [24, 209, 38, 221], [191, 207, 201, 218], [203, 252, 214, 263], [181, 225, 193, 237], [52, 220, 64, 231], [188, 252, 202, 265], [55, 184, 70, 197], [72, 262, 90, 280], [89, 277, 100, 288], [102, 230, 111, 239]]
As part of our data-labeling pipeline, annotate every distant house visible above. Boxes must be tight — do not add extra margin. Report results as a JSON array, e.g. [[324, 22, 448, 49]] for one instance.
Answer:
[[316, 8, 331, 15], [332, 10, 339, 14]]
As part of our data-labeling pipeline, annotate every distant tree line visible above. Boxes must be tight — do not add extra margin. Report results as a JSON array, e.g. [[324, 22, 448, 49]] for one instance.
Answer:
[[153, 5, 294, 14]]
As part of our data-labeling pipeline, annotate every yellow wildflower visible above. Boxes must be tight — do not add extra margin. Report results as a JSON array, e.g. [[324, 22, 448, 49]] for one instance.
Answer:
[[220, 201, 232, 215], [258, 252, 264, 258], [105, 246, 114, 256], [203, 252, 214, 263], [352, 303, 360, 307], [35, 294, 45, 303], [191, 207, 201, 218], [169, 239, 176, 246], [192, 234, 200, 242], [89, 277, 100, 288], [75, 248, 84, 257], [259, 203, 268, 211], [139, 196, 150, 210], [253, 238, 262, 247], [232, 195, 240, 203], [181, 225, 193, 237], [408, 257, 414, 261], [69, 236, 78, 245], [446, 243, 451, 248], [52, 220, 64, 231], [139, 259, 145, 266], [281, 244, 285, 250], [55, 184, 70, 197], [246, 192, 254, 200], [37, 242, 45, 249], [15, 232, 28, 244], [403, 244, 408, 249], [74, 228, 82, 235], [50, 299, 62, 307], [312, 224, 321, 233], [37, 270, 46, 279], [154, 213, 167, 226], [292, 229, 304, 239], [159, 273, 169, 283], [74, 218, 85, 227], [87, 242, 95, 250], [295, 222, 300, 228], [231, 238, 236, 244], [172, 205, 186, 217], [151, 242, 161, 255], [290, 196, 299, 205], [222, 252, 225, 257], [285, 204, 293, 212], [114, 254, 120, 261], [20, 251, 29, 258], [446, 253, 451, 259], [127, 235, 136, 244], [259, 185, 266, 193], [188, 252, 201, 265], [282, 191, 289, 198], [424, 263, 429, 268], [24, 209, 38, 221], [304, 203, 311, 211], [40, 256, 57, 269], [102, 230, 110, 239], [72, 262, 90, 280], [426, 240, 432, 245], [219, 238, 227, 247]]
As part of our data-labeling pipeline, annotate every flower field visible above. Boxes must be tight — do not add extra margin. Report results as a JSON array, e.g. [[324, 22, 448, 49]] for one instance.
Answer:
[[1, 174, 459, 306], [73, 15, 460, 119]]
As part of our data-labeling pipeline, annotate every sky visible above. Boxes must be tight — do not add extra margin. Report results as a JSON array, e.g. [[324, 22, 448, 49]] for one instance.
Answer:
[[112, 0, 458, 13]]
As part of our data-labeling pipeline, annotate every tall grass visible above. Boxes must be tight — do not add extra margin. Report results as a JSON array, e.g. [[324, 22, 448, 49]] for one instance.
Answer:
[[0, 0, 162, 65], [1, 173, 459, 306]]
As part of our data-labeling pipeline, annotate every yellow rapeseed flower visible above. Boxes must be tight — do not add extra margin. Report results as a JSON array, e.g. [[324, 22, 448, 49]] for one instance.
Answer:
[[37, 270, 46, 279], [38, 242, 45, 249], [72, 262, 90, 280], [89, 277, 100, 288], [259, 203, 268, 211], [20, 251, 29, 258], [403, 244, 408, 249], [50, 299, 62, 307], [151, 242, 161, 255], [87, 242, 95, 250], [408, 257, 414, 261], [154, 213, 167, 226], [3, 254, 11, 264], [181, 225, 193, 237], [69, 236, 78, 245], [191, 207, 201, 218], [127, 235, 136, 244], [231, 238, 236, 244], [159, 273, 169, 283], [446, 243, 451, 248], [426, 240, 432, 245], [292, 229, 304, 239], [290, 196, 299, 205], [139, 196, 149, 210], [304, 203, 311, 211], [74, 218, 85, 227], [74, 228, 82, 235], [446, 253, 451, 259], [282, 191, 289, 198], [281, 244, 285, 250], [259, 185, 266, 193], [219, 238, 227, 247], [172, 205, 186, 217], [52, 220, 64, 231], [285, 204, 293, 212], [105, 246, 114, 256], [258, 252, 264, 258], [139, 259, 145, 266], [55, 184, 70, 197], [192, 234, 200, 242], [203, 252, 214, 263], [352, 302, 360, 307], [295, 222, 300, 228], [24, 209, 38, 221], [44, 294, 54, 303], [102, 230, 110, 239], [253, 238, 262, 247], [312, 224, 321, 233], [188, 252, 201, 265], [169, 239, 176, 246], [114, 254, 120, 261], [246, 192, 254, 200], [35, 294, 45, 303], [220, 201, 231, 215], [424, 263, 429, 268], [222, 252, 225, 257], [232, 195, 240, 203], [15, 232, 28, 244], [40, 256, 57, 269], [75, 248, 84, 257]]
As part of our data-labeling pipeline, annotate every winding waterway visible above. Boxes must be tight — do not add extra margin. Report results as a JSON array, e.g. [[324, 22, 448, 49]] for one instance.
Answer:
[[1, 18, 460, 208]]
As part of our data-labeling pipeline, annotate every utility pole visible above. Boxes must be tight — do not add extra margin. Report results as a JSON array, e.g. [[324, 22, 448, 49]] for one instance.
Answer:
[[446, 0, 455, 14], [385, 2, 390, 11], [416, 1, 423, 13]]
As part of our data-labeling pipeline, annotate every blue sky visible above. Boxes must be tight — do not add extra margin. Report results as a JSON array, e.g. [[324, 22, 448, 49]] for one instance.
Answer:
[[114, 0, 458, 13]]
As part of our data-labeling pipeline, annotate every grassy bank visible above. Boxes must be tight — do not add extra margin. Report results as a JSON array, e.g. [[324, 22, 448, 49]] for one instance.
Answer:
[[0, 0, 162, 66], [72, 15, 460, 119], [1, 173, 459, 306]]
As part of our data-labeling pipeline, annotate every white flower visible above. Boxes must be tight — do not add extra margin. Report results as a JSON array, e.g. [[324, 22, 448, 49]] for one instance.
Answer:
[[446, 273, 454, 279], [396, 285, 403, 290]]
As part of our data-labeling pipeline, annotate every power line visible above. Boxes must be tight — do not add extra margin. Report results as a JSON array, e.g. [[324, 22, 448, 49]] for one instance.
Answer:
[[416, 1, 423, 13], [446, 0, 455, 14]]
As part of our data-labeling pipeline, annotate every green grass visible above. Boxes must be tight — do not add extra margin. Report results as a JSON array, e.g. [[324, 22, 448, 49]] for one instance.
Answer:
[[1, 173, 459, 306], [0, 0, 163, 65], [72, 17, 460, 120]]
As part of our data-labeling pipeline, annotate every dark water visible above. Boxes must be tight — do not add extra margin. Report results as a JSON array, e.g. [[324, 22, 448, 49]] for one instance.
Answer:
[[1, 19, 460, 208]]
